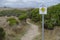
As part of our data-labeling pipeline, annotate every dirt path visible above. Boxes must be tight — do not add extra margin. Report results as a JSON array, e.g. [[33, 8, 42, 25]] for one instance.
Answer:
[[21, 20, 40, 40]]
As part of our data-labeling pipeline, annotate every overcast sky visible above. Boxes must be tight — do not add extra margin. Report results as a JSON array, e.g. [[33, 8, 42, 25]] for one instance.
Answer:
[[0, 0, 60, 8]]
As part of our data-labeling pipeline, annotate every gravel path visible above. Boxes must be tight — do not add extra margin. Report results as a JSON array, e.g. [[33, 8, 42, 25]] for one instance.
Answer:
[[21, 20, 40, 40]]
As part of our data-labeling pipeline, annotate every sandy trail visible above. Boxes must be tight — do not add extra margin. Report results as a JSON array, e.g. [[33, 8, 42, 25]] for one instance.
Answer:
[[21, 20, 40, 40]]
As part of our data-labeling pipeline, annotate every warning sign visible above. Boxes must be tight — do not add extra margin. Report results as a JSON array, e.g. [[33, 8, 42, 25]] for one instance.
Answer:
[[39, 5, 47, 14]]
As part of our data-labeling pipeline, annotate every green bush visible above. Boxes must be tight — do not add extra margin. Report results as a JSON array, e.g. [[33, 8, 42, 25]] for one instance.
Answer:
[[0, 27, 5, 40], [18, 14, 27, 22], [56, 20, 60, 26], [7, 18, 18, 26], [44, 20, 54, 30], [0, 9, 27, 17], [30, 8, 41, 22], [56, 15, 60, 26]]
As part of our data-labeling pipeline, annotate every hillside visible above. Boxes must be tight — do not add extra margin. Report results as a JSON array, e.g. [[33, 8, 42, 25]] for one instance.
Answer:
[[0, 4, 60, 40], [0, 7, 31, 11], [45, 4, 60, 40]]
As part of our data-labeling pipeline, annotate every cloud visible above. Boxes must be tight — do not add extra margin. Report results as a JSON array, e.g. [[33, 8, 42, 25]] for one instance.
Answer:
[[6, 0, 17, 2], [0, 0, 60, 8]]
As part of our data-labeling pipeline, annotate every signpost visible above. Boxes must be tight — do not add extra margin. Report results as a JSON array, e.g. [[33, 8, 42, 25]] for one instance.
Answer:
[[39, 4, 47, 40]]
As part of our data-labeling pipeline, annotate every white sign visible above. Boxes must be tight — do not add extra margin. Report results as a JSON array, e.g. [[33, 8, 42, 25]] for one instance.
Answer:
[[39, 6, 47, 14]]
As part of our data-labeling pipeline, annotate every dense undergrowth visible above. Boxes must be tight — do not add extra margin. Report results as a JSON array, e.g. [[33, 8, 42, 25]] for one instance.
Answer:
[[0, 4, 60, 30]]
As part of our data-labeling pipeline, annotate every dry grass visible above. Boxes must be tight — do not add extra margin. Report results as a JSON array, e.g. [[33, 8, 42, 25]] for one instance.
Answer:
[[0, 17, 60, 40], [33, 34, 42, 40], [4, 23, 30, 40], [0, 16, 30, 40], [44, 26, 60, 40]]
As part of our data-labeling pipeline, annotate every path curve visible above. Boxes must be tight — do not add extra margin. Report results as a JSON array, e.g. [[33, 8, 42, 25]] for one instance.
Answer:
[[21, 20, 40, 40]]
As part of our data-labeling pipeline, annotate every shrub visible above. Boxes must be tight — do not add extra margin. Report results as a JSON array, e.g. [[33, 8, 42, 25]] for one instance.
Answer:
[[56, 20, 60, 26], [7, 18, 18, 26], [0, 27, 5, 40], [18, 14, 27, 22], [30, 9, 41, 22], [44, 20, 54, 30]]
